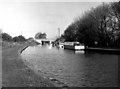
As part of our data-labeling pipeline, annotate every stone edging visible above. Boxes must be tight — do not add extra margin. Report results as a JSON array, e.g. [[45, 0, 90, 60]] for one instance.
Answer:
[[20, 45, 29, 54]]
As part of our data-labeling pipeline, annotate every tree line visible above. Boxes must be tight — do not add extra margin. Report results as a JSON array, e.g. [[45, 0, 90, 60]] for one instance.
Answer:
[[35, 32, 46, 39], [62, 2, 120, 48], [1, 33, 26, 42], [0, 32, 47, 42]]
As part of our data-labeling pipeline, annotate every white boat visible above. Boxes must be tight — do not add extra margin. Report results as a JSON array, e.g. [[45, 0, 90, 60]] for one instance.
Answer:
[[64, 42, 85, 50], [59, 42, 64, 48]]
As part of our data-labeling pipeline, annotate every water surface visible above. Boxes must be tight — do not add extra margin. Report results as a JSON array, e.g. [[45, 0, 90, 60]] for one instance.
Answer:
[[21, 45, 118, 87]]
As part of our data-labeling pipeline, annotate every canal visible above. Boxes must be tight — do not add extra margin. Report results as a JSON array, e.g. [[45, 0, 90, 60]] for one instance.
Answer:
[[21, 45, 118, 87]]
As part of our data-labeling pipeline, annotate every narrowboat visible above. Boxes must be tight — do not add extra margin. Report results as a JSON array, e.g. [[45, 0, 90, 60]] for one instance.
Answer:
[[64, 42, 85, 50]]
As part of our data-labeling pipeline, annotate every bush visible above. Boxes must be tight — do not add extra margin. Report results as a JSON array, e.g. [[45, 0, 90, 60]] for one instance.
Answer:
[[2, 33, 12, 41], [13, 35, 26, 42]]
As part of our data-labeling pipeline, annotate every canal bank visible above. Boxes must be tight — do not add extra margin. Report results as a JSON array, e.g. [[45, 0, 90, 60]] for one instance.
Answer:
[[2, 43, 56, 87], [85, 47, 120, 54]]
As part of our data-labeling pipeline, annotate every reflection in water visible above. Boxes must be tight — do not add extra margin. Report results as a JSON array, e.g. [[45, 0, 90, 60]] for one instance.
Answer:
[[21, 46, 118, 87], [75, 50, 85, 54], [48, 45, 52, 49]]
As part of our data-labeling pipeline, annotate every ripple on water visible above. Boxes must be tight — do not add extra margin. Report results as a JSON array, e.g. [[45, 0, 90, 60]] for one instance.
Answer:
[[21, 46, 118, 87]]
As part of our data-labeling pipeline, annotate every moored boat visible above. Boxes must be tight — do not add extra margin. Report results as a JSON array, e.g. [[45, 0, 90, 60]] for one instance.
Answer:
[[85, 47, 120, 54], [64, 42, 85, 50], [59, 42, 64, 48]]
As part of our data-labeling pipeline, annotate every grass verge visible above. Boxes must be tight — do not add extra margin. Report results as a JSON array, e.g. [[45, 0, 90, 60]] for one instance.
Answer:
[[2, 42, 55, 87]]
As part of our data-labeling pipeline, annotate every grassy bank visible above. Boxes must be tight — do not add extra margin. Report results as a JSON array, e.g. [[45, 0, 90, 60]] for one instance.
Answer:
[[2, 42, 55, 87]]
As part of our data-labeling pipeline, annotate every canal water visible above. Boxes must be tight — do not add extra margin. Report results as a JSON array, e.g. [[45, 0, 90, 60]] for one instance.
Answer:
[[21, 45, 118, 87]]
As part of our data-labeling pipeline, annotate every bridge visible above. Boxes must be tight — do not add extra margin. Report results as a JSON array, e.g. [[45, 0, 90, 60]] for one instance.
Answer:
[[35, 39, 54, 45]]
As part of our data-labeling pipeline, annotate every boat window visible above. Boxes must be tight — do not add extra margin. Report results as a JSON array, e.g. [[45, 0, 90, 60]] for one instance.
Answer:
[[74, 43, 80, 46]]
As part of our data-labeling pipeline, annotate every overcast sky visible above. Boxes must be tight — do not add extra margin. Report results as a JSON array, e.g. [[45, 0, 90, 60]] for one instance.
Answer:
[[0, 1, 106, 39]]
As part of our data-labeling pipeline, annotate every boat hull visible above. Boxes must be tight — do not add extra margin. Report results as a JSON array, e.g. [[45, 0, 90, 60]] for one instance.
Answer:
[[64, 45, 85, 50], [85, 47, 120, 54]]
